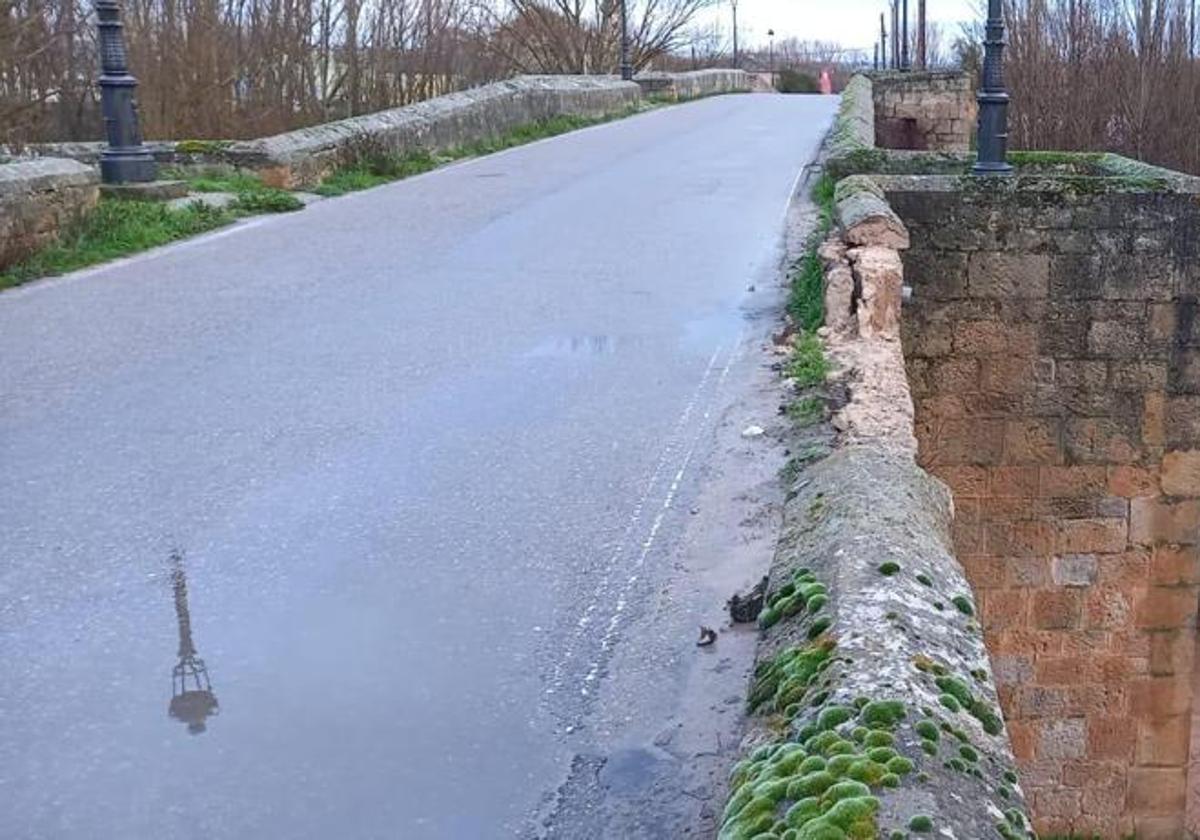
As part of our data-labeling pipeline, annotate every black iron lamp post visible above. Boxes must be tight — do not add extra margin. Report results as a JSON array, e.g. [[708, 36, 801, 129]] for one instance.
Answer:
[[973, 0, 1013, 174], [95, 0, 156, 183], [619, 0, 633, 80]]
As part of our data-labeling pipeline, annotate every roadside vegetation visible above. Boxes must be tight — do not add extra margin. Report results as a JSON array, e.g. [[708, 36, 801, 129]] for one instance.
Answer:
[[164, 168, 305, 213], [0, 184, 300, 290], [315, 107, 651, 197], [780, 173, 836, 423]]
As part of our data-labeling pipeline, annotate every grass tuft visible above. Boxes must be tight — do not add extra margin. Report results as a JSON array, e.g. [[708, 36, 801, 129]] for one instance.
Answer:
[[787, 332, 830, 387], [0, 199, 233, 289]]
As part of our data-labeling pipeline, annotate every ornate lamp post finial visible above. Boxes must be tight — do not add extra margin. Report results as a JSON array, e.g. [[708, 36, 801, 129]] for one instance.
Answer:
[[95, 0, 157, 184], [973, 0, 1014, 175]]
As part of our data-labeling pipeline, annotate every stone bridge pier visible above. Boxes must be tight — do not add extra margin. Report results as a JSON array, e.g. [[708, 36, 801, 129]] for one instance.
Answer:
[[888, 177, 1200, 838]]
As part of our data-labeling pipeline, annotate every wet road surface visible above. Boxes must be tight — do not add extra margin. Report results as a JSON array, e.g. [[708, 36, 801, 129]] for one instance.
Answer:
[[0, 93, 837, 839]]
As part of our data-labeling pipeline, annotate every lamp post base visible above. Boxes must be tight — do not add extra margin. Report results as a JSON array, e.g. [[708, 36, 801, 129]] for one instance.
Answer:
[[971, 159, 1014, 175], [100, 148, 158, 184]]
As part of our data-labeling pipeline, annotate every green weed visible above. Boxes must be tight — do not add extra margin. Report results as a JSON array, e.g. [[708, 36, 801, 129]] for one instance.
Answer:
[[0, 199, 233, 289]]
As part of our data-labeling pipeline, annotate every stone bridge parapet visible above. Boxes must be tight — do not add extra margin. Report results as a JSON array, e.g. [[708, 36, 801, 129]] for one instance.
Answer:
[[806, 72, 1200, 839]]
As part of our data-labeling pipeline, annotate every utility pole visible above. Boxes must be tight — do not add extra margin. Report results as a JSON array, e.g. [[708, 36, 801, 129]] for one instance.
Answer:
[[619, 0, 632, 80], [880, 12, 887, 69], [917, 0, 927, 68], [95, 0, 156, 184], [973, 0, 1013, 174], [874, 42, 879, 70], [891, 1, 899, 68], [901, 0, 910, 70], [731, 0, 739, 69]]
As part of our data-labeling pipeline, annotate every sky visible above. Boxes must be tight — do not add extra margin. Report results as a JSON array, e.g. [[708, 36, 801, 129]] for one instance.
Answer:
[[694, 0, 981, 57]]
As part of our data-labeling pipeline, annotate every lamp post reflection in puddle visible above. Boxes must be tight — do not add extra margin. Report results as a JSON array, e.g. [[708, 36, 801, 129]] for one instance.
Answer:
[[168, 551, 219, 734]]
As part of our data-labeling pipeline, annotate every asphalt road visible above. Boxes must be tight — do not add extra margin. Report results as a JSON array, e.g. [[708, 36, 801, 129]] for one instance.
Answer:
[[0, 92, 836, 839]]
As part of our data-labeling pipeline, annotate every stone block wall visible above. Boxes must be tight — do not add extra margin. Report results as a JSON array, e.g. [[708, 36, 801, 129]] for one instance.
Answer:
[[225, 75, 643, 188], [633, 69, 751, 101], [884, 175, 1200, 839], [0, 158, 98, 271], [870, 71, 975, 152]]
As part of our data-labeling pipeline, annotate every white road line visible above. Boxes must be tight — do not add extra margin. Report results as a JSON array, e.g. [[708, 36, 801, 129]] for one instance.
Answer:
[[577, 330, 743, 695], [546, 343, 725, 695]]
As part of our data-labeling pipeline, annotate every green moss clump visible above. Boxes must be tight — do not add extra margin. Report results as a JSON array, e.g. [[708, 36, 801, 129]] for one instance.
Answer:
[[916, 573, 933, 587], [807, 617, 832, 639], [798, 755, 827, 774], [816, 705, 854, 729], [824, 739, 857, 757], [932, 601, 945, 611], [822, 795, 879, 831], [826, 754, 855, 776], [793, 770, 836, 797], [807, 594, 829, 612], [1007, 149, 1104, 169], [1003, 769, 1018, 784], [878, 562, 901, 576], [866, 747, 897, 764], [887, 756, 915, 775], [935, 676, 973, 707], [806, 731, 840, 755], [951, 595, 974, 616], [880, 772, 900, 788], [959, 745, 979, 763], [794, 817, 848, 838], [174, 139, 232, 154], [824, 780, 871, 802], [845, 759, 888, 785], [909, 814, 933, 833], [938, 694, 961, 712], [863, 730, 894, 748], [973, 705, 1004, 736], [759, 607, 781, 629], [749, 640, 835, 713], [785, 796, 823, 826], [920, 740, 937, 756], [915, 721, 939, 741], [860, 700, 906, 728], [770, 583, 797, 606]]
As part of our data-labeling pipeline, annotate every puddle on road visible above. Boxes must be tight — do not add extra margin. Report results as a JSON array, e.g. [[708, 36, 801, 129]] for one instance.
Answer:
[[526, 336, 619, 357], [597, 746, 675, 795]]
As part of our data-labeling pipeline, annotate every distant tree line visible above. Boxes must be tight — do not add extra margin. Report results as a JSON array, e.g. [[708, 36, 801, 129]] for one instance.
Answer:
[[0, 0, 715, 145], [957, 0, 1200, 174]]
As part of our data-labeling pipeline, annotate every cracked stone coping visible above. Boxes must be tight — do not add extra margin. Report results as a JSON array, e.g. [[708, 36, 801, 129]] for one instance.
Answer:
[[0, 157, 97, 198]]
